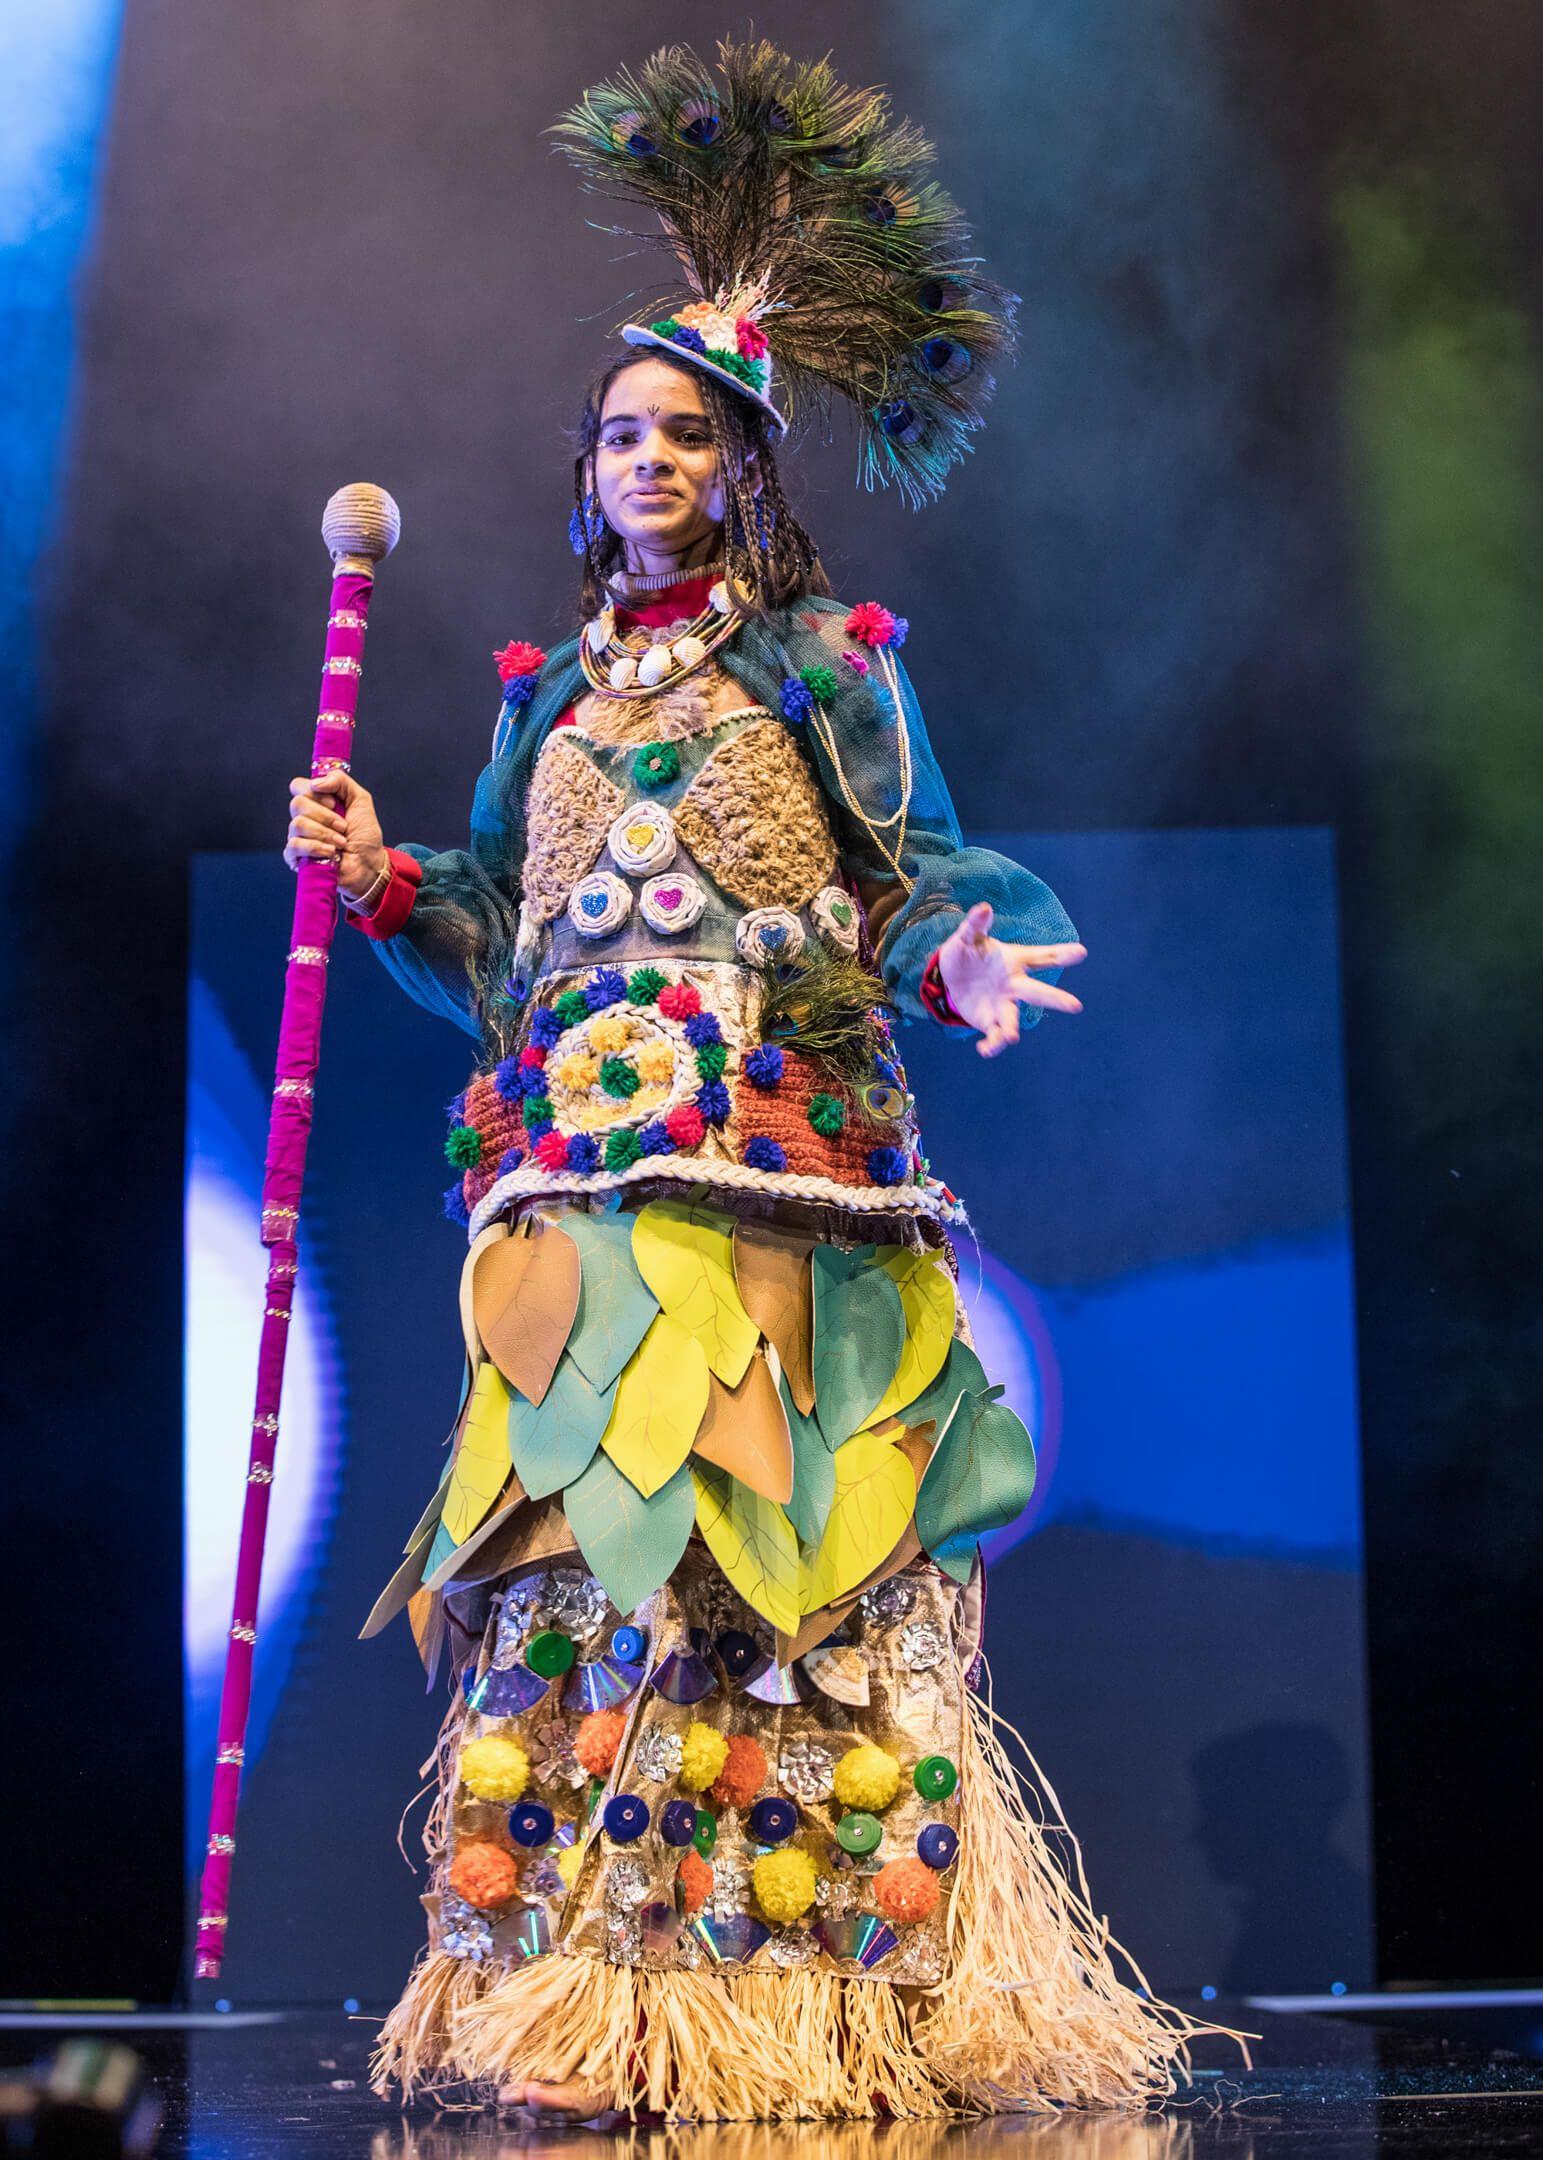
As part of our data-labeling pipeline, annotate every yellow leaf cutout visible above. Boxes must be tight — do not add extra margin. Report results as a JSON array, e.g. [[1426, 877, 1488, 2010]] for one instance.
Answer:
[[632, 1199, 759, 1386], [802, 1430, 918, 1614], [692, 1353, 795, 1504], [441, 1360, 513, 1549], [859, 1251, 957, 1432], [601, 1312, 711, 1498], [692, 1464, 802, 1636]]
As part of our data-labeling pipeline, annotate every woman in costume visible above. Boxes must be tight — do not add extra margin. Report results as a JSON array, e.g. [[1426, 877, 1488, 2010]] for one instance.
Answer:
[[284, 41, 1244, 2120]]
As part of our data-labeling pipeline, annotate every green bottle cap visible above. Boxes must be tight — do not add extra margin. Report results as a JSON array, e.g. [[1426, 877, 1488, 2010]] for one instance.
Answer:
[[835, 1811, 883, 1856], [525, 1629, 576, 1679], [914, 1754, 958, 1801], [692, 1808, 718, 1857]]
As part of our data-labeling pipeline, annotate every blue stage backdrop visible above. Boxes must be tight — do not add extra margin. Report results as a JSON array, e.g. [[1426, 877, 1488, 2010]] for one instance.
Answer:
[[186, 824, 1371, 2003]]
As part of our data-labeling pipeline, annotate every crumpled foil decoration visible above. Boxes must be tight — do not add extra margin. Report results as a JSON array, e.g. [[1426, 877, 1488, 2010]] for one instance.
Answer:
[[778, 1738, 836, 1801], [633, 1725, 685, 1783]]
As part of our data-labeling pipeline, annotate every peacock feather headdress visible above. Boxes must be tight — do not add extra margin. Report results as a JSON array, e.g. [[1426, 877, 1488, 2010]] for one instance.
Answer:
[[552, 38, 1019, 507]]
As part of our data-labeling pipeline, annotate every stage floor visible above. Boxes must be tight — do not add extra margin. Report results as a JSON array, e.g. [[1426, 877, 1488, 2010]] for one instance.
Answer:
[[4, 1994, 1542, 2157]]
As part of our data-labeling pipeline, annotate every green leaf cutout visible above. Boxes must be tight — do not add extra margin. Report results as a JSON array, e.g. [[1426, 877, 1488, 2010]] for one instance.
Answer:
[[916, 1390, 1037, 1582], [692, 1462, 802, 1634], [894, 1335, 989, 1437], [811, 1244, 906, 1450], [507, 1352, 617, 1500], [781, 1375, 836, 1549], [561, 1210, 660, 1392], [562, 1448, 696, 1616]]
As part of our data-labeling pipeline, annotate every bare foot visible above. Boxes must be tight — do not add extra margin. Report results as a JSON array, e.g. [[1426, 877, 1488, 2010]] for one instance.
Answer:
[[497, 2077, 615, 2120]]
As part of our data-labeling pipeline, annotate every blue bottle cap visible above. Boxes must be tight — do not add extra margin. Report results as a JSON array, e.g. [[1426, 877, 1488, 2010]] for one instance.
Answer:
[[611, 1624, 647, 1664], [602, 1793, 650, 1843], [748, 1796, 798, 1845], [917, 1822, 959, 1871], [659, 1799, 699, 1848], [715, 1629, 762, 1677], [507, 1801, 556, 1848]]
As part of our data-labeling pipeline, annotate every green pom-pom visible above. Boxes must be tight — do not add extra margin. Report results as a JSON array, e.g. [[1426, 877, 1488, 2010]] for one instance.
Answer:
[[445, 1124, 483, 1167], [633, 740, 681, 791], [627, 966, 666, 1006], [599, 1055, 640, 1100], [808, 1093, 846, 1137], [605, 1127, 643, 1172], [522, 1093, 554, 1127], [694, 1041, 728, 1083], [554, 989, 590, 1028], [800, 663, 840, 704], [651, 317, 681, 338]]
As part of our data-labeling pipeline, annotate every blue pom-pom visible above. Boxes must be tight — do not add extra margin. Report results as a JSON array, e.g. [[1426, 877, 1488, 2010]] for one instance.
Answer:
[[743, 1044, 784, 1089], [586, 967, 628, 1011], [443, 1179, 471, 1226], [890, 616, 909, 647], [529, 1006, 563, 1050], [867, 1145, 910, 1187], [743, 1136, 786, 1172], [567, 1133, 601, 1175], [493, 1057, 522, 1104], [695, 1079, 731, 1126], [637, 1120, 673, 1156], [683, 1011, 722, 1049], [519, 1063, 551, 1098], [670, 324, 707, 354], [496, 1145, 524, 1176], [501, 673, 537, 713], [779, 677, 815, 724]]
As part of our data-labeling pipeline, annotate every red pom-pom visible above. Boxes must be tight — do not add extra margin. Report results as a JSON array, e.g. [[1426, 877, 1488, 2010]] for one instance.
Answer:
[[735, 316, 770, 361], [574, 1708, 626, 1778], [519, 1044, 547, 1069], [664, 1103, 705, 1149], [676, 1848, 713, 1916], [448, 1840, 520, 1910], [873, 1855, 941, 1923], [534, 1130, 570, 1171], [844, 602, 898, 648], [494, 639, 547, 683], [709, 1733, 768, 1810], [657, 983, 702, 1021]]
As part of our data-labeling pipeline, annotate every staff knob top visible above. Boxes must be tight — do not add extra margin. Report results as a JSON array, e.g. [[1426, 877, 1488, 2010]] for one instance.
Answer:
[[321, 483, 401, 566]]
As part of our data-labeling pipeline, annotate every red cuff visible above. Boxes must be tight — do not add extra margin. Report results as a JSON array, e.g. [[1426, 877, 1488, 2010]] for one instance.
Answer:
[[920, 950, 970, 1028], [344, 847, 422, 941]]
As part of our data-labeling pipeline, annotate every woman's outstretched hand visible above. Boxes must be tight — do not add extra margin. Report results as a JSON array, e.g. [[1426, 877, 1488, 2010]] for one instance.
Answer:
[[284, 764, 387, 903], [936, 901, 1087, 1058]]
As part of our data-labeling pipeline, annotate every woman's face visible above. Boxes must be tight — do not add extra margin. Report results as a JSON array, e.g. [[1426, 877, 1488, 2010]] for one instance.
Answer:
[[589, 357, 726, 568]]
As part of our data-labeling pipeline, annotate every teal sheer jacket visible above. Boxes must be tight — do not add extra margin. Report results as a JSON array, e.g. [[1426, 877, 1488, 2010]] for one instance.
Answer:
[[365, 597, 1077, 1046]]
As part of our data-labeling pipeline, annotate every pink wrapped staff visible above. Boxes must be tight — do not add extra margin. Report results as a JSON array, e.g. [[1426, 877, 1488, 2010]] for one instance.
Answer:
[[194, 484, 401, 1981]]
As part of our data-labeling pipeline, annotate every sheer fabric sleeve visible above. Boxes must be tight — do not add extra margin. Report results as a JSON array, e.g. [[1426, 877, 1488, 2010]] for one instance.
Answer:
[[747, 602, 1078, 1027]]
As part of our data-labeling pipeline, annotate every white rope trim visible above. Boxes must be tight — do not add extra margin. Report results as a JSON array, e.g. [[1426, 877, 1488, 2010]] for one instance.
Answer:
[[467, 1152, 966, 1242]]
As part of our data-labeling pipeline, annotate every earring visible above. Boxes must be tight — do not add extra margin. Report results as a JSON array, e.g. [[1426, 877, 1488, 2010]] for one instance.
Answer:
[[569, 489, 606, 556]]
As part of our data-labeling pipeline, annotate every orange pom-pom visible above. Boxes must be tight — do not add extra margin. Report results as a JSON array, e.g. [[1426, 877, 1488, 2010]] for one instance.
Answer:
[[574, 1708, 627, 1777], [709, 1733, 768, 1810], [448, 1840, 519, 1910], [676, 1847, 713, 1916], [872, 1855, 941, 1924]]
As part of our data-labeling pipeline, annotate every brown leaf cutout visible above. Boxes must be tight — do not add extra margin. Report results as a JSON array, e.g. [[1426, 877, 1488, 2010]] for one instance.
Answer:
[[776, 1521, 924, 1666], [459, 1221, 511, 1366], [473, 1219, 581, 1406], [733, 1220, 815, 1415], [692, 1352, 795, 1504]]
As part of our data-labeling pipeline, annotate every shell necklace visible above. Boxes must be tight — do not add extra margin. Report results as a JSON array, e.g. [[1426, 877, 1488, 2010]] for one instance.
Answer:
[[579, 578, 743, 700]]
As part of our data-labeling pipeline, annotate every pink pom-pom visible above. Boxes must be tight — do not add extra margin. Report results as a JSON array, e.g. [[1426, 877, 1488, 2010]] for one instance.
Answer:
[[735, 316, 770, 360], [658, 983, 702, 1022], [494, 639, 547, 683], [534, 1130, 570, 1171], [519, 1044, 547, 1069], [664, 1104, 705, 1148], [844, 602, 898, 648]]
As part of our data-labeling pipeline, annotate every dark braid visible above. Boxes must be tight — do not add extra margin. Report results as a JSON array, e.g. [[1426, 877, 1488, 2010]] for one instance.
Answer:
[[570, 352, 827, 622]]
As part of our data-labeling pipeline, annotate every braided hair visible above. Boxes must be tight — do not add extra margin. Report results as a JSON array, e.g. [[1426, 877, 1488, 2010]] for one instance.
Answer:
[[572, 351, 828, 621]]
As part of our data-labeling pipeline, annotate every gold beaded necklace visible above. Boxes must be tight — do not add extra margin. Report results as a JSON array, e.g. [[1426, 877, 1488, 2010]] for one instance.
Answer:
[[579, 576, 745, 700]]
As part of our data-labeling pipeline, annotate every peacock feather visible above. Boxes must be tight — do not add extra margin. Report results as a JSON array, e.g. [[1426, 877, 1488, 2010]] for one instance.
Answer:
[[551, 38, 1019, 506]]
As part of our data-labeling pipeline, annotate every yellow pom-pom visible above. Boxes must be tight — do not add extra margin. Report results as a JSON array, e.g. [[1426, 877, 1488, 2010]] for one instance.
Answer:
[[678, 1722, 730, 1793], [459, 1734, 530, 1802], [753, 1846, 818, 1923], [589, 1015, 630, 1055], [832, 1743, 900, 1812], [556, 1051, 599, 1091], [635, 1039, 675, 1085], [556, 1842, 585, 1890]]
